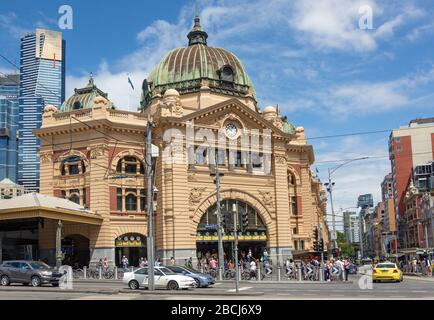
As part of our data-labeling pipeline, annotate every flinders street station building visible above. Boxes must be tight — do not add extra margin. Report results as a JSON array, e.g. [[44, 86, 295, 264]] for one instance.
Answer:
[[0, 15, 329, 267]]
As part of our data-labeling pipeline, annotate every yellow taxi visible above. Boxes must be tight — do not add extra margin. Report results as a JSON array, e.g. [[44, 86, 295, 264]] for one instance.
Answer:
[[372, 262, 403, 283]]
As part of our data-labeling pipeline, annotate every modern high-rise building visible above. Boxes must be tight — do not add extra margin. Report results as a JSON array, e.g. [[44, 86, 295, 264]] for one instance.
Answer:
[[343, 211, 360, 244], [357, 194, 374, 210], [18, 28, 65, 191], [0, 74, 19, 183]]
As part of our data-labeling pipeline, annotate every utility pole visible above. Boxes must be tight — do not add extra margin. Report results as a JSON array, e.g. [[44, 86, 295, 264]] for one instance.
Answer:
[[327, 169, 337, 249], [211, 152, 225, 281], [232, 203, 239, 293], [146, 114, 155, 291], [359, 209, 364, 259]]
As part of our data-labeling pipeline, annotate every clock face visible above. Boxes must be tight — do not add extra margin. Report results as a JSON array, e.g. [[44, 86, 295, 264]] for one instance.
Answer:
[[225, 122, 238, 139]]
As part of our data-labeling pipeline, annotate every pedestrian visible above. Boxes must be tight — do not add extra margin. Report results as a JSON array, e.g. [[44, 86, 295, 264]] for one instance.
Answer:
[[170, 256, 176, 266], [155, 256, 161, 266], [325, 260, 331, 282], [121, 256, 129, 271], [185, 257, 193, 269], [102, 257, 109, 271], [227, 260, 234, 270], [343, 256, 350, 281], [250, 259, 257, 278], [97, 258, 103, 270], [139, 257, 146, 268]]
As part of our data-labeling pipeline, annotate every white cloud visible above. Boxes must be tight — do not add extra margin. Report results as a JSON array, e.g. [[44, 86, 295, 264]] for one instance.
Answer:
[[285, 65, 434, 117], [0, 12, 31, 39]]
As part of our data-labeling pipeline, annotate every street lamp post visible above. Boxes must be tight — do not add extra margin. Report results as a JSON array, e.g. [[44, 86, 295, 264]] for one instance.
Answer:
[[324, 157, 368, 250], [210, 152, 225, 281], [146, 114, 155, 291]]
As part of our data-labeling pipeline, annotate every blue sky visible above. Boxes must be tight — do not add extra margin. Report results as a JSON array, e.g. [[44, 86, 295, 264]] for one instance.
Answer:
[[1, 0, 434, 230]]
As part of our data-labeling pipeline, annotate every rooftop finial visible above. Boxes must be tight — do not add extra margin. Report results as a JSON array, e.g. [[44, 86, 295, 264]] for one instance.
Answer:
[[187, 0, 208, 46], [87, 72, 95, 87]]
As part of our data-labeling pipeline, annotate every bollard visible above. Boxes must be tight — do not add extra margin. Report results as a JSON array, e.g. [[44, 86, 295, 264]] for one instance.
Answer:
[[83, 266, 87, 280], [238, 266, 241, 282], [319, 267, 324, 282], [218, 267, 223, 281], [131, 266, 134, 273], [277, 266, 281, 282], [99, 267, 102, 280], [298, 268, 302, 281], [115, 267, 118, 280]]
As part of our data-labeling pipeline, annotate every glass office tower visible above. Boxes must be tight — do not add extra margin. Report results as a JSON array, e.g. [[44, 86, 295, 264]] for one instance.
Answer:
[[18, 29, 65, 191], [0, 74, 19, 182]]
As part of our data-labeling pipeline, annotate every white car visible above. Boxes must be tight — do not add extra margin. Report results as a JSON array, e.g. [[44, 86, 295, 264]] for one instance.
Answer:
[[122, 266, 196, 290]]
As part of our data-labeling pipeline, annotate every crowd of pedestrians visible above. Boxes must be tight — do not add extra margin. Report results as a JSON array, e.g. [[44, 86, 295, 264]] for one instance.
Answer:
[[399, 256, 432, 276]]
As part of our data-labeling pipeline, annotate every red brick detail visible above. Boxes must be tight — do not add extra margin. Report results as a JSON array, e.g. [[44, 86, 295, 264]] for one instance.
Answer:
[[296, 196, 302, 217], [109, 186, 118, 211], [53, 189, 62, 198]]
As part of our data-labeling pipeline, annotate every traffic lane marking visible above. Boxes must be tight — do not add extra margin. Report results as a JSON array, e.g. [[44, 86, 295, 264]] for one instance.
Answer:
[[226, 287, 252, 292]]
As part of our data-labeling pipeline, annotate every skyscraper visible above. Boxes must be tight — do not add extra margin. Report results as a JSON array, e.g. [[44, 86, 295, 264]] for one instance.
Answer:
[[343, 211, 360, 244], [0, 74, 19, 182], [18, 29, 65, 191]]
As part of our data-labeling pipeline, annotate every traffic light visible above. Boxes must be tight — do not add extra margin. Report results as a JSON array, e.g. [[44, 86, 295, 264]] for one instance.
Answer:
[[312, 227, 319, 252], [221, 210, 233, 233], [319, 239, 324, 252], [240, 210, 248, 233], [221, 210, 226, 233]]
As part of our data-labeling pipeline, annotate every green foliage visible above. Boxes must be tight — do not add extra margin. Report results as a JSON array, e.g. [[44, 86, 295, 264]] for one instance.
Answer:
[[336, 231, 357, 258]]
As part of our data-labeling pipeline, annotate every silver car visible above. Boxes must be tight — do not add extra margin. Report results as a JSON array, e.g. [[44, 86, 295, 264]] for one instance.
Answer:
[[122, 266, 196, 290], [0, 260, 62, 287]]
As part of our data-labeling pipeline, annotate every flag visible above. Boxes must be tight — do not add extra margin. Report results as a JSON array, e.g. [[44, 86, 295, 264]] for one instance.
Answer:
[[128, 75, 134, 90]]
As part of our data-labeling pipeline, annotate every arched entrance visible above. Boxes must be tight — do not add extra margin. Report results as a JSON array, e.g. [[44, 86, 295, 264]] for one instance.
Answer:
[[115, 233, 146, 267], [61, 234, 90, 268], [196, 199, 268, 263]]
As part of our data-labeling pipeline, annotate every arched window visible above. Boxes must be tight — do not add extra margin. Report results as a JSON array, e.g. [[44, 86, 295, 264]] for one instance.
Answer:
[[116, 156, 144, 175], [125, 192, 137, 211], [69, 194, 80, 205], [72, 101, 81, 110], [288, 172, 296, 185], [219, 65, 235, 83], [198, 200, 266, 231], [61, 156, 87, 176]]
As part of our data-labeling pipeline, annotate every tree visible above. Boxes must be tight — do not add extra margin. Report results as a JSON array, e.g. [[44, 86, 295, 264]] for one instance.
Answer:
[[336, 231, 357, 258]]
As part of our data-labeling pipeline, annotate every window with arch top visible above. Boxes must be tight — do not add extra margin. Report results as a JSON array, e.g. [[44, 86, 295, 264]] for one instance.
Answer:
[[116, 156, 145, 175], [60, 156, 87, 176], [219, 65, 235, 84]]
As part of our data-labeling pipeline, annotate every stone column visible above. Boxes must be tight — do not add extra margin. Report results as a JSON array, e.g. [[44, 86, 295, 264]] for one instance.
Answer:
[[272, 153, 293, 265]]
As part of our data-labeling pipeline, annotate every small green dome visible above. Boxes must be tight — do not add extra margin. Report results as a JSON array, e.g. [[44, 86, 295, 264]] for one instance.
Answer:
[[59, 77, 111, 112], [142, 15, 255, 106], [282, 119, 296, 134]]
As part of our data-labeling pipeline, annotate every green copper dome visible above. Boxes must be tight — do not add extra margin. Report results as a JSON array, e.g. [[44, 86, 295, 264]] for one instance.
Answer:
[[282, 120, 296, 134], [141, 15, 255, 106], [59, 76, 113, 112]]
